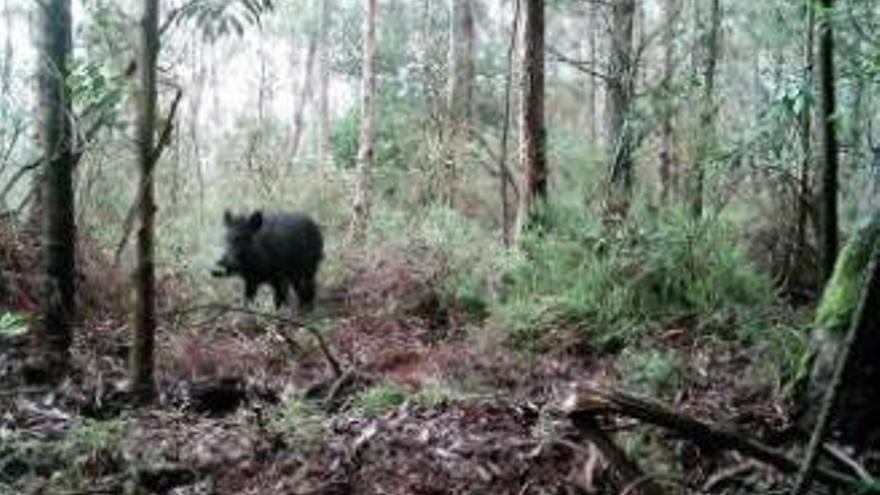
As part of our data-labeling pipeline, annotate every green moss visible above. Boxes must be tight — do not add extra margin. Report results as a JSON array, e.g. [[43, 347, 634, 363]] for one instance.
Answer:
[[814, 215, 880, 333]]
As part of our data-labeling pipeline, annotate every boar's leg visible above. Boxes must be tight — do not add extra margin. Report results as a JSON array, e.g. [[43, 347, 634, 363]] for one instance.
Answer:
[[271, 279, 290, 309], [244, 278, 259, 305], [293, 276, 316, 311]]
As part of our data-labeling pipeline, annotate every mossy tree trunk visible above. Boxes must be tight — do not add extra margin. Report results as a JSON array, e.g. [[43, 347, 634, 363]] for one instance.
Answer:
[[606, 0, 636, 198], [803, 214, 880, 449]]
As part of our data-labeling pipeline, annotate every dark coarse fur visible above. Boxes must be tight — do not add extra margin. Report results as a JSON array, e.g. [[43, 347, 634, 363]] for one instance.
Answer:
[[215, 210, 323, 310]]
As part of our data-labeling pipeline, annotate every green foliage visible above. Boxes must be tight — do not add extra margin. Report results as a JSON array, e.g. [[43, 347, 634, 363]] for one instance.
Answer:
[[632, 211, 775, 315], [330, 85, 428, 175], [68, 59, 125, 119], [0, 418, 128, 492], [410, 384, 471, 408], [352, 383, 408, 416], [175, 0, 275, 40], [814, 215, 880, 333], [55, 418, 127, 468], [270, 398, 328, 444], [618, 347, 681, 397], [491, 205, 776, 349], [0, 311, 28, 337]]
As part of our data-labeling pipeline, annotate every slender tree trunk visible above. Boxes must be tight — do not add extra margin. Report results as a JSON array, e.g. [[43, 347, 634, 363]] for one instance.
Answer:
[[586, 1, 598, 146], [2, 0, 12, 94], [816, 0, 839, 287], [288, 34, 318, 163], [189, 38, 207, 222], [692, 0, 720, 219], [352, 0, 377, 238], [36, 0, 75, 380], [130, 0, 159, 401], [606, 0, 636, 197], [514, 0, 546, 240], [317, 0, 333, 166], [796, 0, 814, 279], [659, 0, 676, 203], [499, 0, 521, 246], [443, 0, 475, 207]]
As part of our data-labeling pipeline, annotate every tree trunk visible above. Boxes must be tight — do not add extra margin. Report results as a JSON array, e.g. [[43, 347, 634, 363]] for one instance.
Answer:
[[803, 212, 880, 452], [351, 0, 377, 238], [36, 0, 75, 380], [816, 0, 839, 288], [130, 0, 159, 401], [443, 0, 475, 206], [2, 0, 12, 94], [189, 38, 207, 222], [317, 0, 333, 167], [606, 0, 636, 197], [514, 0, 546, 241], [691, 0, 720, 219], [659, 0, 676, 204], [586, 0, 598, 146], [499, 0, 521, 246], [796, 0, 814, 286], [288, 33, 318, 163]]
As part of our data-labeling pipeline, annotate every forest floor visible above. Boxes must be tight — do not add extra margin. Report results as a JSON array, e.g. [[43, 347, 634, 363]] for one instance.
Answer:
[[0, 222, 804, 495]]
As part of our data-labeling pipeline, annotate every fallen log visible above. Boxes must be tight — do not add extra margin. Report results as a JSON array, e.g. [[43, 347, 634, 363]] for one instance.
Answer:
[[562, 383, 859, 491]]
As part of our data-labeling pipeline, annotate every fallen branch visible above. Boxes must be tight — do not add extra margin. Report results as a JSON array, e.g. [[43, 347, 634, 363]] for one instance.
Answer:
[[569, 415, 667, 495], [562, 384, 858, 491]]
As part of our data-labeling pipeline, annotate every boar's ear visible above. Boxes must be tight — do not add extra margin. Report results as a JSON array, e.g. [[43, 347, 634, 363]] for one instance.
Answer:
[[248, 211, 264, 231], [223, 209, 233, 225]]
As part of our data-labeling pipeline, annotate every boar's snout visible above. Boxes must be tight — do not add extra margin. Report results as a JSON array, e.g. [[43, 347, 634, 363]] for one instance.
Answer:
[[211, 254, 237, 277]]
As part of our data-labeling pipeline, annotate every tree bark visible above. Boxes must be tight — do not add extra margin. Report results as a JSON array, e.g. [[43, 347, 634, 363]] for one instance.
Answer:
[[2, 0, 12, 94], [288, 33, 318, 163], [816, 0, 839, 287], [351, 0, 377, 239], [606, 0, 636, 197], [796, 0, 814, 286], [443, 0, 475, 206], [586, 1, 598, 146], [659, 0, 676, 203], [691, 0, 720, 219], [317, 0, 333, 167], [514, 0, 546, 241], [793, 244, 880, 494], [130, 0, 159, 401], [36, 0, 75, 380]]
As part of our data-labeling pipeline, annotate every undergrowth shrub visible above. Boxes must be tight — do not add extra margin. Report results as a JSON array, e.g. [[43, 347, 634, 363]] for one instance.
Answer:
[[0, 417, 129, 492], [353, 383, 409, 416], [490, 205, 777, 349], [270, 398, 329, 445]]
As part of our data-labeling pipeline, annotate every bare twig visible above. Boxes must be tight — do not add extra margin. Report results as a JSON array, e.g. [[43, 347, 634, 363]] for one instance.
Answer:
[[822, 444, 876, 485], [547, 44, 610, 81], [113, 89, 183, 265]]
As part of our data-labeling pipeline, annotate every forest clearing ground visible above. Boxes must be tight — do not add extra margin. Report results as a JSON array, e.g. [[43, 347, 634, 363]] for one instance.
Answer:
[[0, 233, 795, 494]]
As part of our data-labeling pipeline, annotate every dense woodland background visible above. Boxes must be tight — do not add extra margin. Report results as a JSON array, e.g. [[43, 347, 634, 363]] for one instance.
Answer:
[[1, 0, 880, 493]]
